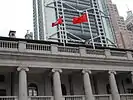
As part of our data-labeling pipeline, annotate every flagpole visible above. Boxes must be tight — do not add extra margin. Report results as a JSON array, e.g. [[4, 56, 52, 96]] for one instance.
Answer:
[[86, 10, 95, 49]]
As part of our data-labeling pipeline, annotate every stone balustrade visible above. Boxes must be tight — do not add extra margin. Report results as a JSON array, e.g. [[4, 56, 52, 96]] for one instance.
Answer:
[[94, 94, 112, 100], [64, 95, 85, 100], [1, 94, 133, 100], [26, 43, 51, 51], [0, 40, 18, 51], [29, 96, 53, 100], [0, 39, 132, 60], [0, 96, 18, 100], [120, 94, 133, 100]]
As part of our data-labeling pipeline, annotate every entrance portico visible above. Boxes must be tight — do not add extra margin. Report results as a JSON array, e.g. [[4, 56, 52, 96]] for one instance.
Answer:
[[1, 67, 133, 100]]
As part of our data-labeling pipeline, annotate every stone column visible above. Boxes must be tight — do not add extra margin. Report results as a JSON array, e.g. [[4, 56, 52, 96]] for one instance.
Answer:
[[109, 71, 120, 100], [82, 70, 95, 100], [52, 69, 63, 100], [17, 67, 29, 100]]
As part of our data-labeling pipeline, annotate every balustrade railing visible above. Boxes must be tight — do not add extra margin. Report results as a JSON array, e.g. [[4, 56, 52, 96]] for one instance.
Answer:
[[1, 94, 133, 100], [120, 94, 133, 100], [29, 96, 53, 100], [0, 96, 18, 100], [110, 50, 127, 57], [0, 40, 18, 49], [0, 39, 132, 60], [86, 49, 105, 55], [94, 94, 112, 100], [26, 43, 51, 51], [64, 95, 85, 100], [58, 46, 80, 53]]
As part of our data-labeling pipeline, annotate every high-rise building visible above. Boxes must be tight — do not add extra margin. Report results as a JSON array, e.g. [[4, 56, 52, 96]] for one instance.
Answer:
[[98, 0, 116, 46], [105, 0, 133, 49], [33, 0, 45, 40], [33, 0, 116, 47], [126, 10, 133, 32], [125, 10, 133, 49]]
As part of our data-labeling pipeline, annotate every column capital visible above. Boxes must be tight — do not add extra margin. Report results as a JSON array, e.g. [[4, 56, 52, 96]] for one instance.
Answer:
[[108, 71, 116, 75], [131, 72, 133, 75], [17, 67, 29, 72], [52, 68, 62, 73], [82, 69, 91, 74]]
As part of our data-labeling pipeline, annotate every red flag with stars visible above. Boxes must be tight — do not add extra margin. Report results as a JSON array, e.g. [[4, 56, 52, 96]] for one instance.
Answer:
[[72, 13, 88, 24]]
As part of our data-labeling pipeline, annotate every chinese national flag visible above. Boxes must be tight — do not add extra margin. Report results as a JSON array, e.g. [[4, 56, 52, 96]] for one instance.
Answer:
[[52, 17, 63, 27], [72, 13, 88, 24]]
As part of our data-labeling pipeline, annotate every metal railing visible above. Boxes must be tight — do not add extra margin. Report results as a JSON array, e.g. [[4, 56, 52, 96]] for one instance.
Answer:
[[94, 94, 112, 100], [29, 96, 53, 100], [0, 96, 18, 100], [64, 95, 85, 100], [120, 94, 133, 100]]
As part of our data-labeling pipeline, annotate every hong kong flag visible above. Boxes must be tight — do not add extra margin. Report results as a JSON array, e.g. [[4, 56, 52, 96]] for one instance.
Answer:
[[72, 13, 88, 24], [52, 17, 63, 27]]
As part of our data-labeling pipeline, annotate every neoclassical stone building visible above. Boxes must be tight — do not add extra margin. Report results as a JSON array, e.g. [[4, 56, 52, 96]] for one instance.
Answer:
[[0, 37, 133, 100]]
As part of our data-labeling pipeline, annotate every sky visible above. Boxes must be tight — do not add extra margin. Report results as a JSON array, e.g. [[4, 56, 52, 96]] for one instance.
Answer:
[[0, 0, 133, 38]]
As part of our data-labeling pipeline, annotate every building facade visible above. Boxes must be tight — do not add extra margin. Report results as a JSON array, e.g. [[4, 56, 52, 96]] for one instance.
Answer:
[[33, 0, 115, 47], [105, 0, 133, 49], [0, 37, 133, 100], [126, 10, 133, 33]]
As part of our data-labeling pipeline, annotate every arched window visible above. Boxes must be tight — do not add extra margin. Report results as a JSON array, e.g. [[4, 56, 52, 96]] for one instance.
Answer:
[[28, 83, 38, 96]]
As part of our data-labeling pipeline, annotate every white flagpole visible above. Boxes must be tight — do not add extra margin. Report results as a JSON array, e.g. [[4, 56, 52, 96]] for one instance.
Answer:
[[86, 10, 95, 49]]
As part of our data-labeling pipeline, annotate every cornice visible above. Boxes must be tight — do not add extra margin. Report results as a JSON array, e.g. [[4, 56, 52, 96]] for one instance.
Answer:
[[0, 51, 133, 67]]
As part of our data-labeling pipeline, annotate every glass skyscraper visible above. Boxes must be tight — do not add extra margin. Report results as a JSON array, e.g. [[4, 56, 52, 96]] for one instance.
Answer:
[[33, 0, 116, 47]]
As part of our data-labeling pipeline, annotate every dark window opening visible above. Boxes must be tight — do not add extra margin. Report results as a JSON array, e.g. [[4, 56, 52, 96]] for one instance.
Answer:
[[0, 89, 6, 96], [0, 75, 5, 82], [106, 84, 111, 94], [61, 84, 67, 95], [127, 88, 133, 93], [28, 83, 38, 96]]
